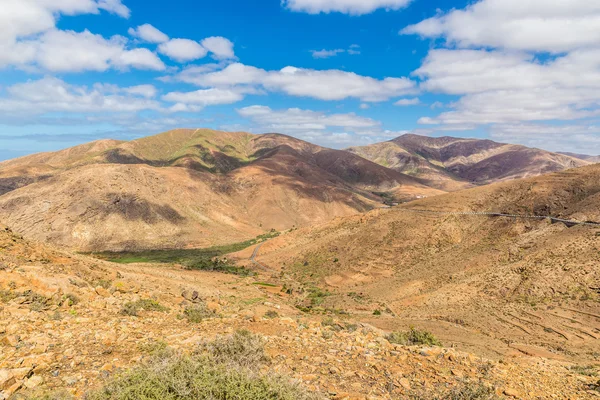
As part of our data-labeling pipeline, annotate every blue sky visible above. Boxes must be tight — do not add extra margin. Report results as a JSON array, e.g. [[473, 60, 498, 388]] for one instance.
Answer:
[[1, 0, 600, 160]]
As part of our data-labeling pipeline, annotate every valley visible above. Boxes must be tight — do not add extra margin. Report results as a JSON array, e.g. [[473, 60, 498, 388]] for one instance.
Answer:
[[1, 130, 599, 399]]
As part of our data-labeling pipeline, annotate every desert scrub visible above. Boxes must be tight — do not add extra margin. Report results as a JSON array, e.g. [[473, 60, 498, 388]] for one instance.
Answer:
[[120, 299, 168, 316], [86, 347, 320, 400], [197, 329, 269, 367], [14, 389, 74, 399], [410, 381, 499, 400], [182, 304, 212, 323], [387, 327, 442, 346], [264, 310, 279, 319]]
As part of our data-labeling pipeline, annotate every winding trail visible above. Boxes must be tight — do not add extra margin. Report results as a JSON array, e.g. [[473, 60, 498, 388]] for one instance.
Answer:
[[395, 208, 600, 227]]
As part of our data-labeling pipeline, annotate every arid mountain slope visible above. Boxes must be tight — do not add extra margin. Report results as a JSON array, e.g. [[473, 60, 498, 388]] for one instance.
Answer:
[[0, 129, 441, 251], [2, 223, 595, 399], [559, 151, 600, 164], [243, 164, 600, 362], [347, 134, 588, 191]]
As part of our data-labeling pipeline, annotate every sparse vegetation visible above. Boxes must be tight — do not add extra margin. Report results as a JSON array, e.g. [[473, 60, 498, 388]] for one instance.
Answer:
[[90, 231, 281, 266], [120, 299, 168, 316], [184, 257, 253, 276], [197, 330, 269, 367], [264, 310, 279, 319], [86, 332, 319, 400], [410, 381, 499, 400], [182, 304, 212, 323], [387, 327, 442, 346]]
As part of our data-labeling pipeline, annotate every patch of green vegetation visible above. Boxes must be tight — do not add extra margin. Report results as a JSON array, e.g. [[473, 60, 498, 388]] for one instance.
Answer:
[[181, 304, 212, 323], [197, 330, 269, 367], [571, 365, 598, 377], [241, 297, 266, 306], [264, 310, 279, 319], [86, 331, 320, 400], [89, 231, 281, 272], [387, 327, 442, 347], [253, 282, 277, 287], [184, 257, 254, 276], [62, 293, 80, 307], [410, 381, 499, 400], [121, 299, 168, 316], [373, 309, 382, 316]]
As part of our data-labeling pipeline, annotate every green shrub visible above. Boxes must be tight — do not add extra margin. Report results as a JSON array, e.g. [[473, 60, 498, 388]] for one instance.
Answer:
[[410, 381, 499, 400], [387, 327, 442, 346], [182, 304, 212, 323], [86, 346, 319, 400], [184, 257, 253, 276], [264, 310, 279, 319], [197, 330, 269, 367], [63, 293, 80, 307], [120, 299, 168, 317]]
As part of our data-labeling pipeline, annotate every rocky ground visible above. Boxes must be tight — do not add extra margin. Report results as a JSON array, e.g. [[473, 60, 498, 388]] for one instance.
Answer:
[[1, 226, 599, 399]]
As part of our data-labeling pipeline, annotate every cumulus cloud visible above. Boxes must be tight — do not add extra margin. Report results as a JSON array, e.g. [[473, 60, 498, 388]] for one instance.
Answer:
[[236, 105, 397, 148], [238, 105, 381, 131], [162, 88, 245, 106], [402, 0, 600, 53], [158, 39, 207, 62], [490, 123, 600, 154], [0, 0, 166, 72], [311, 45, 360, 59], [128, 24, 169, 43], [394, 98, 420, 106], [401, 0, 600, 153], [311, 49, 345, 59], [0, 77, 161, 115], [124, 84, 158, 98], [201, 37, 235, 60], [283, 0, 412, 15], [173, 62, 416, 102]]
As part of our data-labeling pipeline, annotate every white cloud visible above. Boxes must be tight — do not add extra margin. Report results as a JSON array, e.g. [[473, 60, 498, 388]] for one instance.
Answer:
[[402, 0, 600, 154], [394, 97, 420, 106], [402, 0, 600, 53], [201, 37, 235, 60], [413, 49, 600, 125], [311, 49, 345, 59], [310, 45, 360, 58], [22, 29, 165, 72], [0, 0, 130, 44], [173, 62, 416, 102], [238, 105, 381, 131], [489, 123, 600, 154], [162, 88, 245, 106], [128, 24, 169, 43], [0, 77, 161, 115], [359, 103, 370, 109], [124, 85, 158, 98], [0, 1, 166, 73], [283, 0, 412, 15], [158, 39, 207, 62]]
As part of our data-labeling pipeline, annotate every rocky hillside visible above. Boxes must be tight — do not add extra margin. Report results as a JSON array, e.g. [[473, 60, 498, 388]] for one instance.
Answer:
[[0, 223, 597, 399], [347, 134, 588, 191], [0, 129, 441, 252], [242, 163, 600, 366]]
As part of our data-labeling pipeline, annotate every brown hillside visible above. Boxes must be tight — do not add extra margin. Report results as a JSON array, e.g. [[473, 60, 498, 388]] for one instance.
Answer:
[[240, 163, 600, 364], [1, 223, 597, 399], [347, 134, 588, 190], [0, 129, 441, 251]]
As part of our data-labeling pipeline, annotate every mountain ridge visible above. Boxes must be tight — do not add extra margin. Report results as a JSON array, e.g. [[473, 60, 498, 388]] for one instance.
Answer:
[[347, 133, 588, 191]]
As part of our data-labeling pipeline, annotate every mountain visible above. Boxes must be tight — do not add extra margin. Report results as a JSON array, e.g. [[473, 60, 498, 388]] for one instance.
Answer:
[[347, 134, 588, 191], [241, 163, 600, 361], [0, 221, 587, 399], [0, 129, 441, 251], [559, 151, 600, 163]]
